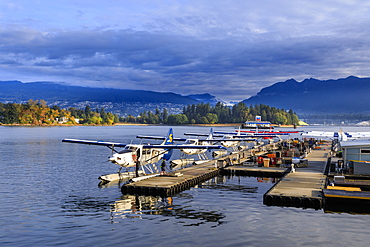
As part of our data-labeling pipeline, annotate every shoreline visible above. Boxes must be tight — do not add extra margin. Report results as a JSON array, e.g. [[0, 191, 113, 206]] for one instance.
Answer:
[[0, 123, 240, 127], [1, 123, 303, 128]]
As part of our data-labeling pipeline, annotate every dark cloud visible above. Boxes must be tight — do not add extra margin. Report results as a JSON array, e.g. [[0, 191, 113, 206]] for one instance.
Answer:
[[1, 1, 370, 103]]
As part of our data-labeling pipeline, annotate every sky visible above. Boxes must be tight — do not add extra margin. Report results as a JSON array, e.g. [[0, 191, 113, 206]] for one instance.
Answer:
[[1, 0, 370, 103]]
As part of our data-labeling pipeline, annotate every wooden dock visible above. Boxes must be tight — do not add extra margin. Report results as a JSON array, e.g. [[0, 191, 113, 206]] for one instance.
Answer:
[[121, 141, 283, 196], [121, 161, 220, 196], [120, 139, 334, 210], [263, 143, 331, 209]]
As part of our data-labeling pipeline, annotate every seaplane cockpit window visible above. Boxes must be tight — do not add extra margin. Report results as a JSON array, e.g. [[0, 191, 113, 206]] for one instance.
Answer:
[[118, 149, 133, 154], [126, 146, 139, 151], [185, 139, 197, 144]]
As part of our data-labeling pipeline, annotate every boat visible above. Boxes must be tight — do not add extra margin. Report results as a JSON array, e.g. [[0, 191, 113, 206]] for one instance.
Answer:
[[238, 129, 301, 134], [323, 179, 370, 213], [241, 120, 273, 129]]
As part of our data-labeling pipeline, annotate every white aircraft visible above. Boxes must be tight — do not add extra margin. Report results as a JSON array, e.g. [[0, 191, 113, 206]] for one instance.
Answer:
[[214, 130, 285, 139], [137, 128, 227, 160], [184, 128, 257, 151], [301, 129, 370, 141], [63, 128, 225, 182]]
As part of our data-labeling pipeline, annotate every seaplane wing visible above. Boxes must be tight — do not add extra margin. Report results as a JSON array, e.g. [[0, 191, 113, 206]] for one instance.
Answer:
[[301, 131, 336, 138], [62, 139, 128, 147], [143, 144, 226, 150], [184, 128, 257, 142], [62, 139, 222, 150], [197, 138, 257, 142], [347, 132, 370, 138], [213, 131, 280, 138], [136, 135, 186, 142], [183, 132, 225, 138]]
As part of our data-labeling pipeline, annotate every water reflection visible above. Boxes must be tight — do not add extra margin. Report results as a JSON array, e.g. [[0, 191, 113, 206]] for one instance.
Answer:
[[197, 176, 259, 195], [61, 192, 225, 227], [111, 194, 226, 227], [61, 195, 112, 217], [256, 177, 277, 183]]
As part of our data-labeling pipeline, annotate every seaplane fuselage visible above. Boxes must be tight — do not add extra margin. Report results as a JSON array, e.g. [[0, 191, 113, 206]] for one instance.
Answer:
[[180, 139, 208, 155], [109, 145, 166, 167], [220, 135, 239, 148]]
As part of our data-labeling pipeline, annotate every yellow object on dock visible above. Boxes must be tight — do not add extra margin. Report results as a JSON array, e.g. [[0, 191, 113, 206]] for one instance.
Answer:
[[326, 186, 361, 191]]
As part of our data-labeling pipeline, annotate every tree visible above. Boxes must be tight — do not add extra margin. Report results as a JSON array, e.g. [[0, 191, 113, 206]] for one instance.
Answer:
[[167, 114, 188, 124], [84, 105, 92, 118], [206, 113, 218, 124], [274, 112, 288, 125], [232, 102, 248, 122], [162, 108, 168, 123]]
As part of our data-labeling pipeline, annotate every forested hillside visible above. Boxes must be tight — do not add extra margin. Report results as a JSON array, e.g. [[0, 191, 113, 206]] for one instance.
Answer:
[[1, 100, 299, 125], [121, 102, 299, 125], [0, 100, 119, 125]]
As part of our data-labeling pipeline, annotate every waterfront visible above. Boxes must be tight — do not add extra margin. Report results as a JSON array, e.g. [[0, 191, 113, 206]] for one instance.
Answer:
[[1, 125, 370, 246]]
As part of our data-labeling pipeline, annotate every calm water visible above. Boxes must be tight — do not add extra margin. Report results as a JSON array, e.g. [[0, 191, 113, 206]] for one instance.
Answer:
[[1, 125, 370, 247]]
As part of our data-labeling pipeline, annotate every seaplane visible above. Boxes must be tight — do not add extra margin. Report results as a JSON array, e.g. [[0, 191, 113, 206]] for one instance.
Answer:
[[183, 128, 258, 151], [213, 130, 282, 139], [63, 128, 225, 183], [136, 128, 226, 160], [301, 130, 370, 141]]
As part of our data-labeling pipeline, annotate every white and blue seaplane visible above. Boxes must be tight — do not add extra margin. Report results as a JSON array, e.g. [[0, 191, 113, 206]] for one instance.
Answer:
[[62, 128, 225, 183], [136, 128, 230, 169], [183, 128, 258, 152]]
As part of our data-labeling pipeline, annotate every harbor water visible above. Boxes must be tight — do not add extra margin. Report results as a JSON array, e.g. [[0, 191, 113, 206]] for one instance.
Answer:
[[1, 125, 370, 247]]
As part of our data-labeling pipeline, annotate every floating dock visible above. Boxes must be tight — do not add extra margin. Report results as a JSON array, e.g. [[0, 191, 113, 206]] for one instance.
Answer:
[[263, 142, 331, 209], [119, 138, 370, 213], [121, 140, 283, 196], [121, 161, 219, 196]]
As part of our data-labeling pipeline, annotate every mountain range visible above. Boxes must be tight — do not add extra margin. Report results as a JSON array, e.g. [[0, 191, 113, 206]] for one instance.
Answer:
[[0, 81, 220, 116], [242, 76, 370, 114], [0, 80, 199, 104], [1, 76, 369, 116]]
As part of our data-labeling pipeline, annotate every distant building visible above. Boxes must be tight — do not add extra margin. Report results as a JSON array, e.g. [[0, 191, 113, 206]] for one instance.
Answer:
[[341, 141, 370, 175], [242, 120, 272, 129], [56, 117, 69, 124]]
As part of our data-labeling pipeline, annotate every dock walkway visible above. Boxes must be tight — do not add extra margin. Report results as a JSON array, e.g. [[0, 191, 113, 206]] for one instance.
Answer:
[[263, 142, 331, 209], [121, 160, 219, 196], [222, 166, 288, 178]]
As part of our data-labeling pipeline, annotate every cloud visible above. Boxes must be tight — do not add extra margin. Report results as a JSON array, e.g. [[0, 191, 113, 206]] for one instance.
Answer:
[[1, 1, 370, 102]]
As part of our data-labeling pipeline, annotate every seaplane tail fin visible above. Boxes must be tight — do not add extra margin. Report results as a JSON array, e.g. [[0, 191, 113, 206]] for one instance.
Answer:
[[163, 128, 174, 145], [208, 128, 214, 139], [162, 128, 174, 160], [237, 126, 241, 136]]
